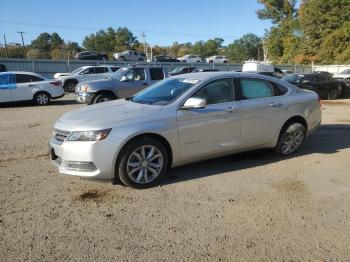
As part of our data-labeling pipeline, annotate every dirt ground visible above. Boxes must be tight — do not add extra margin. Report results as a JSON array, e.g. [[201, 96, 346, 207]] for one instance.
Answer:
[[1, 94, 350, 261]]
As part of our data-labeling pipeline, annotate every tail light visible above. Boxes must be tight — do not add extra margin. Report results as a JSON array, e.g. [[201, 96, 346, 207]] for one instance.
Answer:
[[50, 80, 62, 87]]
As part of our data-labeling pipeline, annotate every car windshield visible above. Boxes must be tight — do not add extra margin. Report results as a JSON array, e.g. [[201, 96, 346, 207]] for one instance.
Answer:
[[282, 74, 303, 83], [71, 67, 83, 74], [170, 68, 184, 73], [111, 67, 129, 78], [130, 78, 199, 106]]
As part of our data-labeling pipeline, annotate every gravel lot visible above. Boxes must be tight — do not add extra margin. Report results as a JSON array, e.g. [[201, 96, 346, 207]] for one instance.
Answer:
[[1, 94, 350, 261]]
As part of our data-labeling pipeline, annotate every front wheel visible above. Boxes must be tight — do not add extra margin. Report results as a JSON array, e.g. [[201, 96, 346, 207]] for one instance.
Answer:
[[275, 123, 306, 156], [117, 137, 168, 189], [34, 92, 50, 106], [93, 93, 115, 104]]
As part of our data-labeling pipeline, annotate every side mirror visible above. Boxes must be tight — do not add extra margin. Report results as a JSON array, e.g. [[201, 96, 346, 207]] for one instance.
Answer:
[[120, 76, 128, 82], [181, 97, 206, 109]]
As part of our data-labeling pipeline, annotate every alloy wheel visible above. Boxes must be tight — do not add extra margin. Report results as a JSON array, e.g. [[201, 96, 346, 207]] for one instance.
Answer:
[[281, 130, 305, 155], [126, 145, 163, 184]]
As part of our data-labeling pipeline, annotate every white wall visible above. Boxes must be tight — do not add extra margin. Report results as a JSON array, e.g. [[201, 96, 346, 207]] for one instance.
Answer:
[[313, 64, 350, 74]]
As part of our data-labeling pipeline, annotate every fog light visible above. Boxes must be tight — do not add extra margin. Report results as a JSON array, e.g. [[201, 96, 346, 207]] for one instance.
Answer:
[[66, 161, 97, 171]]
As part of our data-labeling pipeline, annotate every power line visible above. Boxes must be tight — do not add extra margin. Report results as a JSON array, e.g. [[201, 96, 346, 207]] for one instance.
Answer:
[[0, 19, 240, 39]]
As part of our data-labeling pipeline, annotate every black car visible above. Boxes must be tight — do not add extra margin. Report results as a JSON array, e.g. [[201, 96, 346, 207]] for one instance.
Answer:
[[169, 67, 197, 76], [153, 56, 180, 63], [0, 63, 7, 72], [282, 73, 343, 100], [74, 51, 108, 60]]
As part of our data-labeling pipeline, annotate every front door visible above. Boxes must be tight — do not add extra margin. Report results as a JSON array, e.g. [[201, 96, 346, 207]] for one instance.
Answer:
[[177, 78, 241, 161], [117, 68, 148, 98]]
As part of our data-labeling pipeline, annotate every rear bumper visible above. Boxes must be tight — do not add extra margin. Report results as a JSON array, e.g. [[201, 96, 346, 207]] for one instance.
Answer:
[[52, 93, 65, 100], [76, 92, 95, 104]]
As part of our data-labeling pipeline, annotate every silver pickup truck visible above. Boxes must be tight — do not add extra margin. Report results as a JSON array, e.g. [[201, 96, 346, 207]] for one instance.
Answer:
[[75, 65, 168, 104]]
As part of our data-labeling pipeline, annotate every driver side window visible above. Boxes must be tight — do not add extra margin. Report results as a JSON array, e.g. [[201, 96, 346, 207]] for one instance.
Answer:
[[192, 78, 234, 105], [125, 68, 146, 81]]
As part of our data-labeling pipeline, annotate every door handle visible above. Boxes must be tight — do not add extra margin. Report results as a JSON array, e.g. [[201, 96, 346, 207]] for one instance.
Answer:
[[225, 106, 238, 113], [29, 84, 36, 87], [269, 102, 283, 108], [143, 82, 148, 86]]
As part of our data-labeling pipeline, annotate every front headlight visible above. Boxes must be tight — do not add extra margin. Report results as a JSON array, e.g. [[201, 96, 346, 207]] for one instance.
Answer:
[[80, 84, 90, 93], [67, 128, 112, 141]]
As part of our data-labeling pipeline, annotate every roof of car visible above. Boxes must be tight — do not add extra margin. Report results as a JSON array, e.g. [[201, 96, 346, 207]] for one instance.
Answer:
[[0, 71, 43, 76], [171, 71, 291, 84]]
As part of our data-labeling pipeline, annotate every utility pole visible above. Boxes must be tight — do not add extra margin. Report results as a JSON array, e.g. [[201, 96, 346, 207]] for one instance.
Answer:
[[3, 34, 8, 58], [140, 31, 146, 54], [17, 31, 27, 59]]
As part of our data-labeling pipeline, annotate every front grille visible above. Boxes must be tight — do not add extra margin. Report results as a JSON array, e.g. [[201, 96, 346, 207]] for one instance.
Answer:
[[54, 129, 70, 142]]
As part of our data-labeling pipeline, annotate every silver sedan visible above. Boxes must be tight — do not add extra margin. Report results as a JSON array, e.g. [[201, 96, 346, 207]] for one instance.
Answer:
[[49, 72, 321, 189]]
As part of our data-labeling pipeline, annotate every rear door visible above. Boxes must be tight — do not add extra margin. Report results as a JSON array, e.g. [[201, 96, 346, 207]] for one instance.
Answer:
[[237, 77, 288, 148], [13, 74, 45, 101]]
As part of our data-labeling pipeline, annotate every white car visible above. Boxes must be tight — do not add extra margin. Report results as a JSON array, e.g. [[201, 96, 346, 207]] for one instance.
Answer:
[[206, 56, 228, 64], [177, 55, 202, 63], [333, 68, 350, 87], [0, 71, 64, 105], [54, 65, 120, 92]]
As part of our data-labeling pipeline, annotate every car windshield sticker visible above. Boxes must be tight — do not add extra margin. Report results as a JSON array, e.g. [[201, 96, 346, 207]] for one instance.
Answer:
[[0, 73, 16, 89], [181, 79, 199, 84]]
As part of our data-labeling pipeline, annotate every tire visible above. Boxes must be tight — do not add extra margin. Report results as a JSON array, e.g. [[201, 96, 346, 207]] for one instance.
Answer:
[[33, 92, 50, 106], [327, 88, 338, 100], [119, 56, 125, 61], [208, 60, 213, 64], [275, 123, 306, 156], [223, 61, 228, 64], [64, 80, 78, 93], [196, 61, 201, 63], [117, 137, 168, 189], [138, 58, 144, 62], [93, 93, 115, 104]]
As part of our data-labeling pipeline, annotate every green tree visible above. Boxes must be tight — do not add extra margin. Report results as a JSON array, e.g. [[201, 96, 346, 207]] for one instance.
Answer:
[[226, 34, 262, 63], [257, 0, 300, 63], [30, 33, 52, 52], [299, 0, 350, 63]]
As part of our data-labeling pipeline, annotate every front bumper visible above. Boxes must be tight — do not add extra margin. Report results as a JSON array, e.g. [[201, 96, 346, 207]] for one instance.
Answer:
[[49, 134, 124, 180], [76, 92, 95, 104]]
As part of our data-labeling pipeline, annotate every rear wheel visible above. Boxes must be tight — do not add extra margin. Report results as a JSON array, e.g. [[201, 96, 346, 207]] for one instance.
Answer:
[[119, 56, 125, 61], [327, 88, 338, 100], [275, 123, 306, 156], [117, 137, 168, 189], [34, 92, 50, 106], [93, 93, 115, 104], [138, 58, 144, 62]]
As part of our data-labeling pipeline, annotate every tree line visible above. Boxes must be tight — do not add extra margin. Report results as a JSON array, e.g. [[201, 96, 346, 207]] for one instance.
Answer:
[[0, 0, 348, 64]]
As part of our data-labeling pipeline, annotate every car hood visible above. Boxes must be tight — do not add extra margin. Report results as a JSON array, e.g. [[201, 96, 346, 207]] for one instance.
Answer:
[[54, 72, 71, 79], [55, 99, 162, 131]]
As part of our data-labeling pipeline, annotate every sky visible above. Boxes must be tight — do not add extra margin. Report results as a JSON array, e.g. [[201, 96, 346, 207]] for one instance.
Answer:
[[0, 0, 272, 47]]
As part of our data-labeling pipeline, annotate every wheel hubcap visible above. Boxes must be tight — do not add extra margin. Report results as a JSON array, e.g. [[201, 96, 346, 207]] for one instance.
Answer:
[[37, 94, 48, 104], [127, 145, 163, 184], [282, 130, 305, 155], [100, 97, 110, 102]]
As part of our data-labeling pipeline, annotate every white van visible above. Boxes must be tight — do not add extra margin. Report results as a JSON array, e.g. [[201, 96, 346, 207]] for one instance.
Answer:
[[242, 61, 274, 73], [0, 72, 65, 105]]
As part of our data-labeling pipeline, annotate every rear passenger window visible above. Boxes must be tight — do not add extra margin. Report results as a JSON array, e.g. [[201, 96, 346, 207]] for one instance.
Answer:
[[16, 74, 36, 83], [303, 74, 316, 83], [272, 82, 288, 96], [30, 75, 44, 82], [316, 74, 328, 82], [94, 67, 108, 74], [150, 68, 164, 80], [239, 79, 273, 99]]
